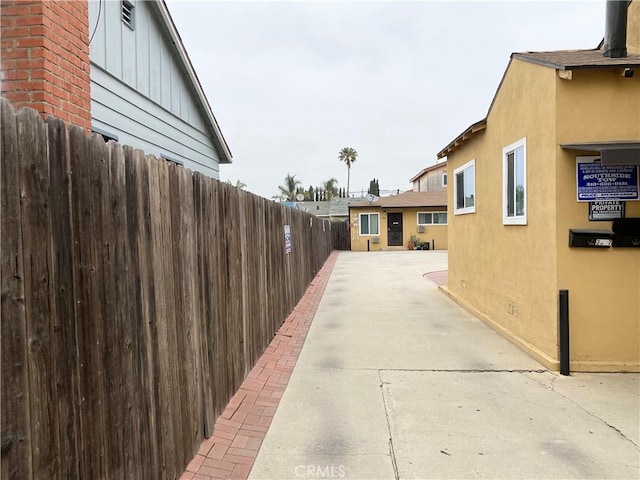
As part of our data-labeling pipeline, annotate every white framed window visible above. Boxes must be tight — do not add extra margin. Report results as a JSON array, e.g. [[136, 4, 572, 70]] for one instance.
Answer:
[[442, 173, 447, 187], [359, 213, 379, 235], [454, 159, 475, 215], [503, 137, 527, 225], [417, 212, 447, 225]]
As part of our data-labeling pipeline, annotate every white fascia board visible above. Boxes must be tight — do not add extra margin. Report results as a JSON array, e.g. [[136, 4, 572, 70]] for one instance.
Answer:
[[155, 0, 233, 163]]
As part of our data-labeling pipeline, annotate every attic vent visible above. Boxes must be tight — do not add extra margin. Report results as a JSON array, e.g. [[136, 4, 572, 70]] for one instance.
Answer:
[[122, 1, 135, 29]]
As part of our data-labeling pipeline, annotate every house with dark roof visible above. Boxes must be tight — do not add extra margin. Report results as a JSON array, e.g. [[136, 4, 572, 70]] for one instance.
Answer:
[[1, 0, 231, 178], [438, 0, 639, 372], [348, 190, 448, 251]]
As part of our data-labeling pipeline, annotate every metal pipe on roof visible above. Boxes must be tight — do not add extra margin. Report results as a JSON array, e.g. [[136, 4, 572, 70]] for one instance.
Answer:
[[603, 0, 628, 58]]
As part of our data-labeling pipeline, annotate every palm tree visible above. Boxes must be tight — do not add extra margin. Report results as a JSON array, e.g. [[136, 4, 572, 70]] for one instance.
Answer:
[[278, 173, 301, 201], [322, 178, 339, 200], [226, 179, 247, 190], [338, 147, 358, 197]]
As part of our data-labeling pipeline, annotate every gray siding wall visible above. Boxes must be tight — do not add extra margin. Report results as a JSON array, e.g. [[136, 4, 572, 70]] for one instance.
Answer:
[[88, 0, 220, 178]]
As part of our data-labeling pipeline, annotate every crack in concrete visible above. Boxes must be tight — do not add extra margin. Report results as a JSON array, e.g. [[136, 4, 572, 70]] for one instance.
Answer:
[[378, 371, 400, 480], [526, 373, 640, 449], [369, 368, 550, 375], [300, 366, 550, 374], [377, 368, 549, 374]]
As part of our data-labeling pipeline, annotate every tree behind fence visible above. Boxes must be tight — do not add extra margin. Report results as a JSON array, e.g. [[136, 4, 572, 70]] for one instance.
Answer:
[[0, 99, 348, 479]]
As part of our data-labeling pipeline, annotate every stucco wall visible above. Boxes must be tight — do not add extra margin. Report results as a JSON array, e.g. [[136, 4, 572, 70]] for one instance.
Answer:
[[628, 0, 640, 55], [349, 207, 448, 251], [447, 57, 640, 372], [555, 68, 640, 371], [447, 59, 560, 367]]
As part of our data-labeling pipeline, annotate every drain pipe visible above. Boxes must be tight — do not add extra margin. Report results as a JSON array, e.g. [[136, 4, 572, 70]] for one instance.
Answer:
[[559, 290, 570, 376], [367, 239, 370, 251]]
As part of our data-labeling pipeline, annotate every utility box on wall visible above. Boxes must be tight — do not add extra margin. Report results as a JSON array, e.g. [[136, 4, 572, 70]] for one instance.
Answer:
[[612, 218, 640, 247], [569, 229, 614, 248]]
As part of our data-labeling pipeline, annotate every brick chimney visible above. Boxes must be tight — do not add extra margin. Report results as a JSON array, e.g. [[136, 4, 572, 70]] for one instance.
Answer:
[[1, 0, 91, 131]]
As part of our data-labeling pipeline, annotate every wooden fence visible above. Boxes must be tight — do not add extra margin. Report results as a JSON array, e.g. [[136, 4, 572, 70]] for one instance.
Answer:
[[0, 99, 348, 479]]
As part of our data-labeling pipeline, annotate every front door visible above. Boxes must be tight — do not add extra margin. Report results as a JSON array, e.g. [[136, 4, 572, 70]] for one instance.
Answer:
[[387, 212, 403, 246]]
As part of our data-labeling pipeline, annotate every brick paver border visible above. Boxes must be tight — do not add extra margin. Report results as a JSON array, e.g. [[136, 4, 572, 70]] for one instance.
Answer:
[[180, 251, 340, 480], [424, 269, 447, 286]]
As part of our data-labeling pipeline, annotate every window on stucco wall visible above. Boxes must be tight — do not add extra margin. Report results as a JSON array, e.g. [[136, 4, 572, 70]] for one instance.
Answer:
[[359, 213, 379, 235], [454, 159, 475, 215], [503, 137, 527, 225], [418, 212, 447, 225]]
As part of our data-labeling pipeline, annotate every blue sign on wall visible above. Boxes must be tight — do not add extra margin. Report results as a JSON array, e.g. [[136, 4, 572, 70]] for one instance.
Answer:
[[576, 159, 639, 202]]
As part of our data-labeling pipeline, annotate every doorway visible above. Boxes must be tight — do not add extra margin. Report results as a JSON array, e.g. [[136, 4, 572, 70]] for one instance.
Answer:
[[387, 212, 403, 246]]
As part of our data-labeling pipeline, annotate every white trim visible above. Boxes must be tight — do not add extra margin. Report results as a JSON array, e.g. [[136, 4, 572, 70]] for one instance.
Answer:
[[154, 1, 232, 163], [502, 137, 527, 225], [358, 212, 380, 236], [453, 159, 476, 215]]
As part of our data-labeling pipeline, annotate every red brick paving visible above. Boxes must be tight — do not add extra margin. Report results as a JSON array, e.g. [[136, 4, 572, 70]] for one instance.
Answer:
[[424, 269, 448, 286], [181, 251, 339, 480]]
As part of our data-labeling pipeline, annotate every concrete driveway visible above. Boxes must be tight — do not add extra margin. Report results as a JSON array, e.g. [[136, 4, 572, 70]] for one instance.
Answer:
[[248, 251, 639, 480]]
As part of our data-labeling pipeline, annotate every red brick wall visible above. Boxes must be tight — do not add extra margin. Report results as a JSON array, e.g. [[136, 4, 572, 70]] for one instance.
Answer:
[[1, 0, 91, 130]]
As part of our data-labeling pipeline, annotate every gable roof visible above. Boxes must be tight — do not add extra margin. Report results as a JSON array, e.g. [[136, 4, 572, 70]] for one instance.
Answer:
[[437, 48, 639, 160], [409, 161, 447, 183], [349, 190, 447, 209], [154, 1, 232, 163]]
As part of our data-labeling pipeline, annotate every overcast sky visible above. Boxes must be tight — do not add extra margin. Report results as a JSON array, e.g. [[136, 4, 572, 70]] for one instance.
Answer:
[[166, 0, 606, 200]]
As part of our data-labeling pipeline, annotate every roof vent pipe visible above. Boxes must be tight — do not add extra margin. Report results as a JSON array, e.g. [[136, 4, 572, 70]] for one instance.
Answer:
[[603, 0, 628, 58]]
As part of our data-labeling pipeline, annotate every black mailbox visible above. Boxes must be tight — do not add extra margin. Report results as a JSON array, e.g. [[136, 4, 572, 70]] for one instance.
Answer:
[[569, 229, 614, 248], [612, 218, 640, 248]]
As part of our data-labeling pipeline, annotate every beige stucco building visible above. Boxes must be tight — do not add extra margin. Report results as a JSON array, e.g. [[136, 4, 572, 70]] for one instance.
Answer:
[[439, 1, 640, 372], [349, 190, 448, 252]]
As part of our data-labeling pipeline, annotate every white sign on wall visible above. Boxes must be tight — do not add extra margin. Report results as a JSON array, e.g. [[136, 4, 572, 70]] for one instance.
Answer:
[[589, 201, 625, 221], [284, 225, 291, 254]]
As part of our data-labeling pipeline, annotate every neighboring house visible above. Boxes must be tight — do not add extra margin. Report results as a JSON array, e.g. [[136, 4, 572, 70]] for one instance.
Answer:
[[294, 197, 366, 222], [438, 1, 640, 372], [349, 190, 448, 251], [410, 161, 447, 192], [1, 0, 231, 178]]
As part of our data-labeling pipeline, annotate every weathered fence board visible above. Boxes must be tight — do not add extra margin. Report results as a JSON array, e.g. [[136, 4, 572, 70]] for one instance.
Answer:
[[0, 99, 349, 479], [18, 107, 56, 479], [47, 116, 80, 480], [1, 92, 32, 480]]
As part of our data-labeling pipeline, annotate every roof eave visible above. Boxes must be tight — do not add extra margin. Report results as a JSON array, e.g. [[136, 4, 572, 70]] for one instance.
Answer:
[[409, 161, 447, 182], [155, 1, 233, 164], [512, 51, 640, 71], [436, 119, 486, 159]]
